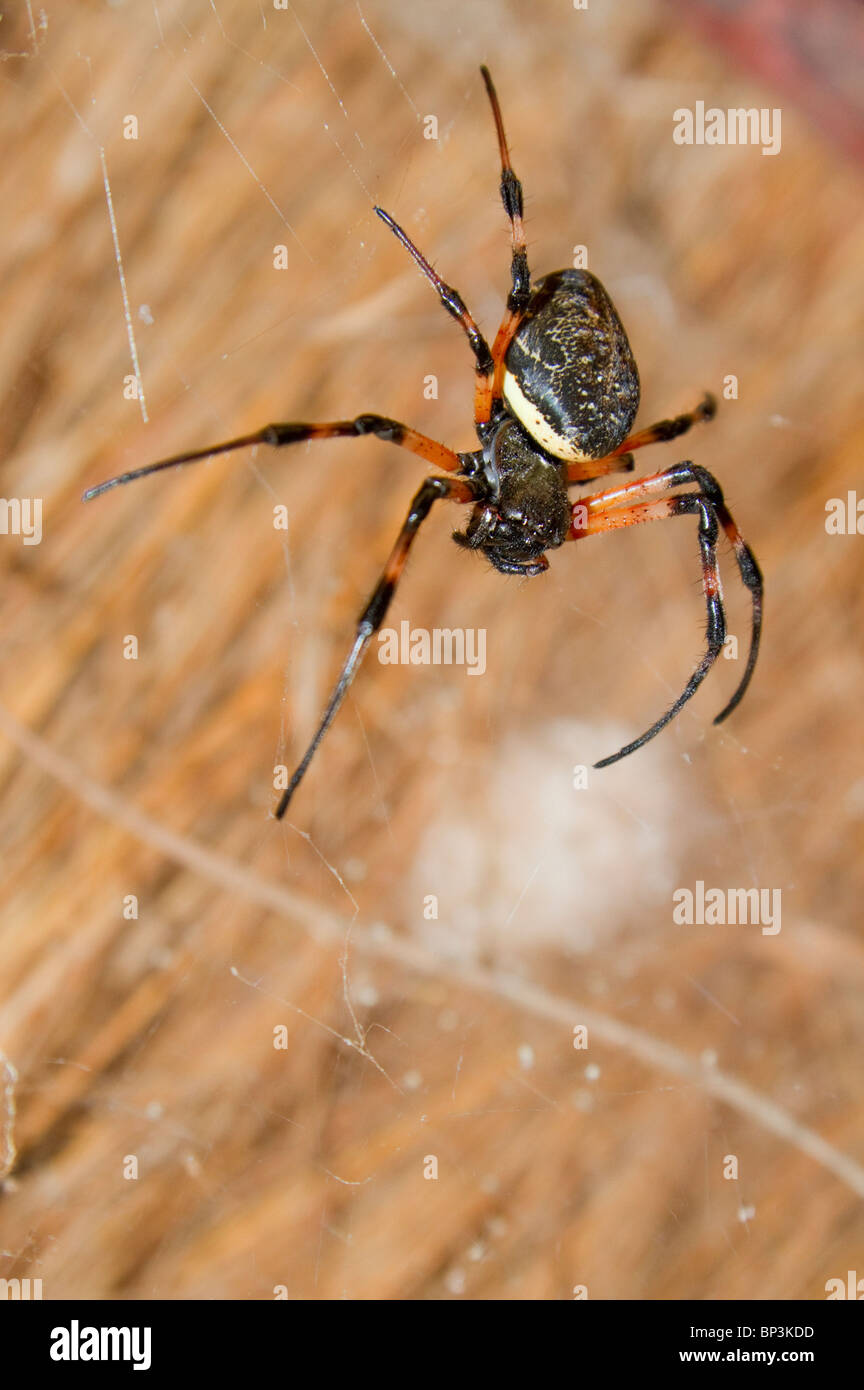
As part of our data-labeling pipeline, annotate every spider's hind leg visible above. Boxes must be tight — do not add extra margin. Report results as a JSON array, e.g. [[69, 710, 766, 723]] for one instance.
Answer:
[[568, 461, 762, 765]]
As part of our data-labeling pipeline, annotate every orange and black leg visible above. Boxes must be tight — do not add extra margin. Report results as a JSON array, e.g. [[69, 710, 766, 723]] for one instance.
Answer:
[[274, 473, 475, 817], [82, 418, 474, 815], [568, 394, 717, 483], [569, 461, 762, 765], [481, 64, 530, 314], [474, 65, 533, 430], [375, 68, 533, 434], [81, 415, 465, 500]]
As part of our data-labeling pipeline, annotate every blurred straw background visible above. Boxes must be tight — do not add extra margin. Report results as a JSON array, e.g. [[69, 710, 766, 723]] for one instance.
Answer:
[[1, 0, 863, 1298]]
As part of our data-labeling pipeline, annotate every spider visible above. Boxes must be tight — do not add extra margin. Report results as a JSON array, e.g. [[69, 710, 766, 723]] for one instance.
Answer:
[[83, 66, 762, 818]]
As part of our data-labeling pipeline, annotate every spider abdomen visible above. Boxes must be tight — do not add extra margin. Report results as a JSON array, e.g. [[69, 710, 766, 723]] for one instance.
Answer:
[[503, 269, 640, 462]]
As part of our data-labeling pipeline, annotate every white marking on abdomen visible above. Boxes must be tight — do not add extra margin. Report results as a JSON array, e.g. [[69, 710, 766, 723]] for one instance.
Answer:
[[502, 369, 592, 463]]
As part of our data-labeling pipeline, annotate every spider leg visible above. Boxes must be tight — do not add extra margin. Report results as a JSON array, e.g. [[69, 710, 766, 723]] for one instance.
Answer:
[[81, 415, 464, 499], [565, 453, 637, 483], [275, 473, 475, 817], [568, 462, 762, 765], [480, 66, 530, 314], [374, 207, 493, 379], [569, 394, 716, 480], [474, 66, 532, 431], [575, 494, 726, 765]]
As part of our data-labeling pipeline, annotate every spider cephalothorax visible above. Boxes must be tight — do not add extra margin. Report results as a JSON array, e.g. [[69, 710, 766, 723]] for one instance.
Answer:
[[455, 418, 572, 576], [83, 67, 762, 817]]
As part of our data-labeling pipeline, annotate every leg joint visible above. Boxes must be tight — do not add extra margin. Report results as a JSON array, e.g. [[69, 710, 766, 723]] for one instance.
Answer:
[[500, 169, 524, 220], [671, 493, 720, 542], [507, 251, 531, 310], [663, 461, 725, 506], [353, 414, 403, 443], [412, 476, 452, 516]]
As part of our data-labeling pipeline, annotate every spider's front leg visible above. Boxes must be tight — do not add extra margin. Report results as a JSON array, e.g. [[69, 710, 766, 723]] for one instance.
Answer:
[[474, 66, 533, 431], [374, 68, 531, 439], [82, 408, 476, 813], [82, 415, 465, 499], [275, 472, 475, 818], [568, 462, 763, 766]]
